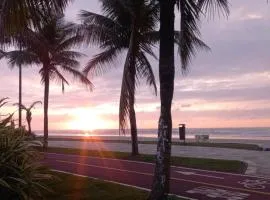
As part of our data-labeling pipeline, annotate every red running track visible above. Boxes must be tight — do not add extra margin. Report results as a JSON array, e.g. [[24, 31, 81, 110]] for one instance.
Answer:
[[44, 153, 270, 200]]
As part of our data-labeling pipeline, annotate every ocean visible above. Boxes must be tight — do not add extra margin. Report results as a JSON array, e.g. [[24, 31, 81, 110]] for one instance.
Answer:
[[35, 127, 270, 140]]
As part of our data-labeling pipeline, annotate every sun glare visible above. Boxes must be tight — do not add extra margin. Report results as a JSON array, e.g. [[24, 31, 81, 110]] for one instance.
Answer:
[[84, 132, 91, 137], [67, 109, 105, 131]]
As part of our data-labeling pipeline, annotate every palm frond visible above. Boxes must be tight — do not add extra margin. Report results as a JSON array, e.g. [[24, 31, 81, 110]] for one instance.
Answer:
[[0, 113, 14, 127], [83, 47, 121, 75], [52, 53, 82, 69], [54, 50, 85, 60], [51, 67, 70, 93], [79, 10, 117, 28], [178, 0, 203, 72], [3, 50, 40, 68], [136, 51, 157, 95], [139, 41, 158, 60], [0, 50, 6, 59], [29, 101, 42, 110], [119, 64, 134, 135], [0, 0, 72, 37], [78, 23, 124, 47], [142, 31, 160, 44], [59, 66, 93, 90], [0, 98, 9, 108], [197, 0, 230, 18], [13, 103, 27, 111], [54, 35, 84, 52], [101, 0, 131, 24]]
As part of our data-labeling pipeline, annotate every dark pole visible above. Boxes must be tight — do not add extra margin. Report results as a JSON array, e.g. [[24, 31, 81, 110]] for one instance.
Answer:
[[18, 56, 22, 128]]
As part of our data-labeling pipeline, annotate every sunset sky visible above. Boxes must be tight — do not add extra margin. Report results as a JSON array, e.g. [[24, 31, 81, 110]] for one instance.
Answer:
[[1, 0, 270, 131]]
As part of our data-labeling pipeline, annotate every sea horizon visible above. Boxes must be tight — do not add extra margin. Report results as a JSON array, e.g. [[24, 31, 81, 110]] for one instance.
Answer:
[[34, 127, 270, 140]]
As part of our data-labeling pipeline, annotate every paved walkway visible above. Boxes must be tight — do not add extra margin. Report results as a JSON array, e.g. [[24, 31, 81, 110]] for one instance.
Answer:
[[48, 141, 270, 178]]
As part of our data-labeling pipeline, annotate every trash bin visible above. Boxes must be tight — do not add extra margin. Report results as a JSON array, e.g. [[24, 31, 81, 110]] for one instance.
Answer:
[[179, 124, 186, 141]]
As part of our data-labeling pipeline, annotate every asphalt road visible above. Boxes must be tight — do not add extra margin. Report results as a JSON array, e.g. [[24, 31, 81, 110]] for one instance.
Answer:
[[44, 153, 270, 200]]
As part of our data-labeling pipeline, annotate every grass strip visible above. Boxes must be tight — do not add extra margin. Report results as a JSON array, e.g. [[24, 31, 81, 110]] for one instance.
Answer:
[[39, 147, 247, 174], [42, 137, 262, 151], [45, 171, 183, 200]]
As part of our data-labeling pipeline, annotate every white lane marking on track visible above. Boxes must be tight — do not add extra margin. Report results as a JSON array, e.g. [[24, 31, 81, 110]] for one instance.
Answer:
[[46, 152, 270, 180], [238, 179, 270, 190], [51, 159, 270, 196], [51, 169, 197, 200], [55, 159, 153, 176], [187, 186, 249, 200], [175, 171, 224, 179]]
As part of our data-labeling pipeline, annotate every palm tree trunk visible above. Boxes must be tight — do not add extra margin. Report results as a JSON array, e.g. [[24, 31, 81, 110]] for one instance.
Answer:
[[148, 0, 175, 199], [18, 41, 22, 128], [120, 25, 139, 156], [129, 81, 139, 156], [18, 63, 22, 128], [129, 24, 139, 156], [43, 69, 50, 151], [27, 119, 31, 134]]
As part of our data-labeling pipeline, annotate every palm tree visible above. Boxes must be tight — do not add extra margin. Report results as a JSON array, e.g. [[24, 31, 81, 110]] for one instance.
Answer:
[[14, 101, 42, 134], [0, 44, 25, 128], [148, 1, 229, 199], [0, 0, 72, 129], [79, 0, 160, 156], [2, 16, 93, 150]]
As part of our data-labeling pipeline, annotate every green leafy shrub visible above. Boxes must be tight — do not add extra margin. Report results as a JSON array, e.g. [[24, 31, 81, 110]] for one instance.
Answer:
[[0, 105, 52, 199]]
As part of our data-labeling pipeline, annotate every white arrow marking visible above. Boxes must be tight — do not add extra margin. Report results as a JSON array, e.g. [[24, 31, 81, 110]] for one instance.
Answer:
[[175, 171, 224, 179]]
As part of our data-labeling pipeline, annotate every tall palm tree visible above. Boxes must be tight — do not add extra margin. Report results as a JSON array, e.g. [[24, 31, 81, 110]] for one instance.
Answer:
[[2, 16, 93, 150], [14, 101, 42, 134], [0, 0, 72, 128], [148, 1, 229, 199], [0, 43, 25, 128], [79, 0, 159, 155]]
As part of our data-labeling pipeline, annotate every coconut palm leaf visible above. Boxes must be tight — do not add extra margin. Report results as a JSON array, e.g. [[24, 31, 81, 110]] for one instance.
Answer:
[[0, 0, 72, 36], [119, 62, 134, 134], [101, 0, 131, 23], [136, 50, 157, 95], [13, 103, 27, 111], [0, 98, 9, 108], [78, 14, 126, 48], [178, 0, 201, 71], [59, 65, 93, 90], [54, 35, 84, 52], [2, 50, 40, 68], [29, 101, 42, 109], [80, 10, 118, 29], [197, 0, 230, 17], [176, 0, 229, 72], [14, 101, 42, 112], [83, 47, 121, 75], [0, 113, 13, 127]]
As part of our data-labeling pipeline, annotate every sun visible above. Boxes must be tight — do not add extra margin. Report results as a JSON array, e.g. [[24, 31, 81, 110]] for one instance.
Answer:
[[67, 109, 105, 131]]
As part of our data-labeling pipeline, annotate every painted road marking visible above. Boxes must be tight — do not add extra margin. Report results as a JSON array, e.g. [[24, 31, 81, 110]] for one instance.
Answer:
[[238, 179, 270, 190], [175, 170, 224, 179], [47, 152, 270, 180], [54, 159, 270, 196], [51, 169, 197, 200], [56, 160, 154, 176], [187, 186, 250, 200]]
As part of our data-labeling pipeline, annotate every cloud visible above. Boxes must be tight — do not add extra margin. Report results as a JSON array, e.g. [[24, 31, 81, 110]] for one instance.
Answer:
[[1, 0, 270, 129]]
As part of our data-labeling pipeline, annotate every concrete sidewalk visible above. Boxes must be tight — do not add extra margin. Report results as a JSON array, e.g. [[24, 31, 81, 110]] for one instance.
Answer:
[[48, 140, 270, 178]]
